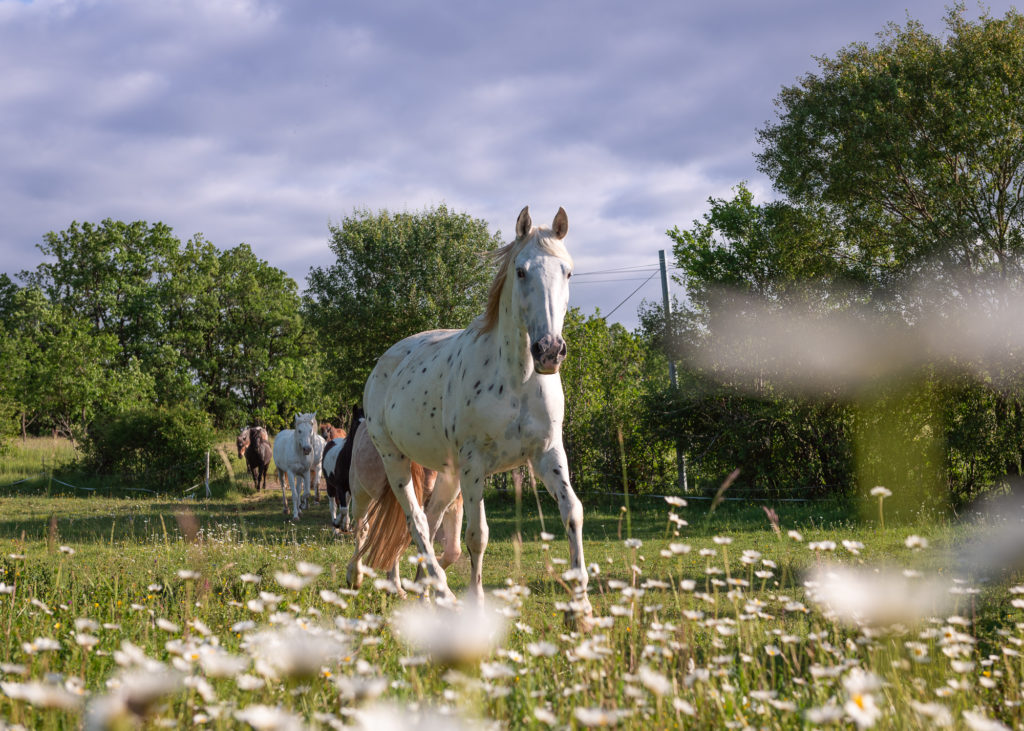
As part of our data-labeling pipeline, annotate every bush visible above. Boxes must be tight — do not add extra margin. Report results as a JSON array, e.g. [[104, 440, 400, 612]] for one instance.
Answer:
[[83, 405, 215, 491]]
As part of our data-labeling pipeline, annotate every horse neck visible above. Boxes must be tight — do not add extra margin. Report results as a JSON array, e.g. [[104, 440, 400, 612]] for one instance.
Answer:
[[491, 272, 533, 384]]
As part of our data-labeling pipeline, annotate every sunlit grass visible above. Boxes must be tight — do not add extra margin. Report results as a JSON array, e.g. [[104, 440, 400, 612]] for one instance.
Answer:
[[0, 441, 1021, 729]]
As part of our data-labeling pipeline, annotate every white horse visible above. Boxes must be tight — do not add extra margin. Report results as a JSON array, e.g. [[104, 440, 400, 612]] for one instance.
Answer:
[[359, 206, 592, 621], [273, 413, 319, 521]]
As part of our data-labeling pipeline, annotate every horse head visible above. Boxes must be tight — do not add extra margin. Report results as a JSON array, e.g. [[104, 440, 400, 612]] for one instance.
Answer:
[[294, 413, 317, 456], [236, 427, 250, 459], [513, 206, 572, 375]]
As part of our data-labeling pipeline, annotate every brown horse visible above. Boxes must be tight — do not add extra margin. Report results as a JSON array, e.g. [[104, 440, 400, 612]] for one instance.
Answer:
[[346, 422, 463, 597], [320, 423, 347, 441], [237, 426, 272, 492]]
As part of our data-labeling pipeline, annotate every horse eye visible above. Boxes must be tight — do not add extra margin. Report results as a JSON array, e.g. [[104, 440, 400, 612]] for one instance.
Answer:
[[516, 268, 525, 279], [567, 271, 572, 279]]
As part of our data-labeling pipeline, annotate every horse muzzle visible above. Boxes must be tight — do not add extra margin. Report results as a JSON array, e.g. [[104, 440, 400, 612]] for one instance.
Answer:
[[531, 334, 567, 375], [302, 446, 312, 456]]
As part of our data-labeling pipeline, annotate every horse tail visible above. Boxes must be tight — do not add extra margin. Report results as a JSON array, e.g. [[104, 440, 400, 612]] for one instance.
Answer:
[[359, 463, 428, 571]]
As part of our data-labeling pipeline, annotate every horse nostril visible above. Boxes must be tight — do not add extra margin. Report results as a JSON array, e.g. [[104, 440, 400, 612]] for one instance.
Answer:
[[530, 341, 543, 359]]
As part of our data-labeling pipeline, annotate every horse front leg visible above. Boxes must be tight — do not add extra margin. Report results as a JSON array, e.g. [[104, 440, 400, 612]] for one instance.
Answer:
[[456, 452, 490, 605], [290, 472, 304, 521], [533, 447, 594, 624]]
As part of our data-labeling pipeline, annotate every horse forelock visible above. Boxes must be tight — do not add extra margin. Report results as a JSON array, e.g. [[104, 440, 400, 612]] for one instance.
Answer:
[[479, 228, 572, 335]]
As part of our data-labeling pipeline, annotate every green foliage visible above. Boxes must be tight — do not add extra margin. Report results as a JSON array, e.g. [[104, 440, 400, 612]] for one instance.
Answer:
[[82, 404, 215, 491], [10, 220, 319, 431], [162, 240, 323, 428], [561, 308, 675, 493], [757, 6, 1024, 295], [0, 287, 155, 442], [657, 10, 1024, 503], [304, 205, 499, 406]]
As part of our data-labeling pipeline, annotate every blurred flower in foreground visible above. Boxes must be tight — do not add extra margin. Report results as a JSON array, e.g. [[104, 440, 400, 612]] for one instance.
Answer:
[[1, 680, 83, 711], [574, 707, 633, 727], [696, 285, 1024, 393], [246, 626, 347, 680], [235, 703, 307, 731], [85, 668, 183, 730], [351, 702, 477, 731], [843, 669, 883, 728], [806, 565, 950, 627], [392, 600, 507, 666]]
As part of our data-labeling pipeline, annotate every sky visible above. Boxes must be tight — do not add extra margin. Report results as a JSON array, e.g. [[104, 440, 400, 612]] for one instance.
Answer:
[[0, 0, 1017, 330]]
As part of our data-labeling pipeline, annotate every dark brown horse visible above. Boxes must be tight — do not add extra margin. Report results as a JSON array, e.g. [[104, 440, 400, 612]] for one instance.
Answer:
[[237, 426, 272, 492], [321, 407, 363, 531]]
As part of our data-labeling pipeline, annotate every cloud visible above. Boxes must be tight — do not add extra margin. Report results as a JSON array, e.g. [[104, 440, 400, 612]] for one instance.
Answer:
[[0, 0, 1018, 328]]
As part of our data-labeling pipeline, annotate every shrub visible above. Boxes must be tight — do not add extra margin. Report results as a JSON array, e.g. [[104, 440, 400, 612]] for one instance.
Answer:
[[83, 405, 215, 491]]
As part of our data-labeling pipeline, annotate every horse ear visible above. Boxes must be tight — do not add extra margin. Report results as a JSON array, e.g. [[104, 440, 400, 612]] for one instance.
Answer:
[[516, 206, 532, 239], [552, 207, 568, 240]]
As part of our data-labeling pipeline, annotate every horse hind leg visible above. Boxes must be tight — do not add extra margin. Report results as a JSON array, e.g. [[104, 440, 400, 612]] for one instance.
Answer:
[[377, 452, 453, 600], [279, 471, 289, 514], [345, 485, 372, 588], [340, 489, 352, 532]]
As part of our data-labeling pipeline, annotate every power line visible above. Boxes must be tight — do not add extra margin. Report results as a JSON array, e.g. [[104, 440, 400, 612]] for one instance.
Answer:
[[603, 271, 660, 319], [573, 264, 660, 277], [573, 277, 662, 284]]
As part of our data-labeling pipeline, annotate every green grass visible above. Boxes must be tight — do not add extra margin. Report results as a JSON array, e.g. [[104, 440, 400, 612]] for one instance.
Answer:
[[0, 439, 1021, 729]]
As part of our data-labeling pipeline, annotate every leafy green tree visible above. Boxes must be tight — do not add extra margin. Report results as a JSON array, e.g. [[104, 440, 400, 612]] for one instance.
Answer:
[[757, 6, 1024, 300], [20, 220, 180, 362], [304, 205, 499, 406], [162, 241, 323, 428], [751, 6, 1024, 502], [2, 288, 154, 443], [656, 188, 858, 496], [560, 308, 675, 493]]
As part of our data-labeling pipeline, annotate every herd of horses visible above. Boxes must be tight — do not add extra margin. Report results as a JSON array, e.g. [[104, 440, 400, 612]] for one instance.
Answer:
[[234, 207, 593, 621]]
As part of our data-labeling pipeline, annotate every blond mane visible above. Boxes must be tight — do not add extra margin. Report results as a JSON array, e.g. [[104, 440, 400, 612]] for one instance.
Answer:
[[478, 228, 573, 334]]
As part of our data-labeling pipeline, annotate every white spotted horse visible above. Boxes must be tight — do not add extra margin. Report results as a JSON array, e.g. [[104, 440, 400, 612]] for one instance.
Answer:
[[358, 206, 593, 624]]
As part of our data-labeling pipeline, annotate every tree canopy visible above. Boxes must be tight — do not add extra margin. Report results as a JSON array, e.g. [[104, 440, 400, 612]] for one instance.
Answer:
[[304, 205, 499, 407]]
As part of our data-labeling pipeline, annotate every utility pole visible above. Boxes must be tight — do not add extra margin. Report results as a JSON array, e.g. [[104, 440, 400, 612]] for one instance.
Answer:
[[659, 250, 688, 492]]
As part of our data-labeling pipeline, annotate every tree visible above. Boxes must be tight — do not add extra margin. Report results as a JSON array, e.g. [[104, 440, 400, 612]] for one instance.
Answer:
[[657, 188, 858, 496], [751, 6, 1024, 503], [304, 205, 499, 406], [161, 240, 324, 428], [560, 308, 675, 493], [20, 220, 180, 362], [2, 288, 154, 442], [757, 6, 1024, 302]]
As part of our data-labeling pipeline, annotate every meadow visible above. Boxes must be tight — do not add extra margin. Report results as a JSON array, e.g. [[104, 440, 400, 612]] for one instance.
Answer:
[[0, 438, 1022, 729]]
